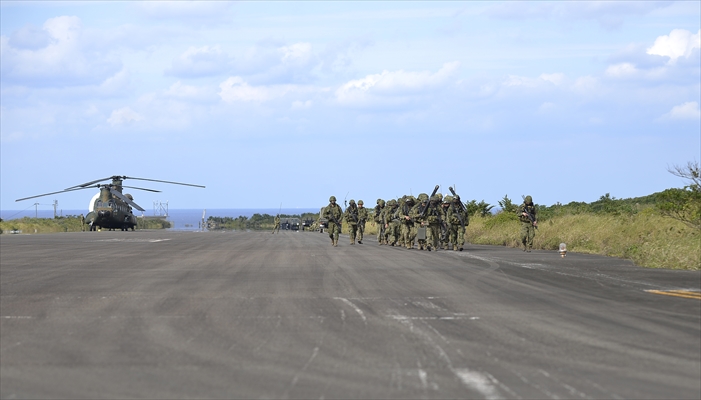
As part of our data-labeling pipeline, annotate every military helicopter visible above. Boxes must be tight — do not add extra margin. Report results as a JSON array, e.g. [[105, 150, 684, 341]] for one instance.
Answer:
[[16, 175, 205, 231]]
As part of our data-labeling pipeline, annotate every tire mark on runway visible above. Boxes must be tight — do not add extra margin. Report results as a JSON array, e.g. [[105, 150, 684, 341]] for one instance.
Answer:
[[284, 346, 319, 398], [389, 309, 506, 399], [333, 297, 367, 325]]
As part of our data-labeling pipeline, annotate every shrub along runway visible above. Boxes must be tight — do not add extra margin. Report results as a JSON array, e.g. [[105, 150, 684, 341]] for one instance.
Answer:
[[1, 230, 699, 399]]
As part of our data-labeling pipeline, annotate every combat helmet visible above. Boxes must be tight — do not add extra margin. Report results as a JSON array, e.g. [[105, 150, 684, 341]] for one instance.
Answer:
[[437, 193, 443, 201], [358, 200, 364, 205], [406, 196, 416, 205], [379, 199, 386, 207], [525, 195, 533, 204], [329, 195, 337, 202], [444, 195, 453, 203], [418, 193, 429, 202], [387, 199, 397, 207], [349, 199, 355, 205], [430, 195, 440, 203]]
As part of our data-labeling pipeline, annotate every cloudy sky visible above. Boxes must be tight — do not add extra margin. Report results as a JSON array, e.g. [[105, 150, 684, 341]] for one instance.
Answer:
[[1, 1, 699, 212]]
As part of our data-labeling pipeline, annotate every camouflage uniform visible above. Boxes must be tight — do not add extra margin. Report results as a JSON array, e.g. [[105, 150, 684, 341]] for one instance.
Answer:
[[324, 196, 343, 247], [374, 199, 387, 245], [424, 195, 445, 251], [446, 195, 469, 251], [411, 193, 429, 250], [344, 199, 359, 244], [518, 195, 537, 252], [357, 200, 368, 244], [383, 199, 401, 246], [441, 196, 451, 249], [399, 196, 416, 249], [272, 216, 280, 234]]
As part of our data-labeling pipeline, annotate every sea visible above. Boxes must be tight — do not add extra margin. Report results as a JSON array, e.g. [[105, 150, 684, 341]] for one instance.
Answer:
[[1, 208, 320, 231]]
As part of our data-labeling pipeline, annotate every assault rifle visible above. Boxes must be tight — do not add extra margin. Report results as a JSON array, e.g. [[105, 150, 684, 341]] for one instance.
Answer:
[[418, 185, 440, 218], [521, 196, 538, 230]]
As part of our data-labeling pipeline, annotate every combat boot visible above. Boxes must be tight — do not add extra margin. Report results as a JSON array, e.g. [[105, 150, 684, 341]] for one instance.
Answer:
[[350, 239, 355, 245], [333, 238, 338, 247], [358, 240, 362, 244]]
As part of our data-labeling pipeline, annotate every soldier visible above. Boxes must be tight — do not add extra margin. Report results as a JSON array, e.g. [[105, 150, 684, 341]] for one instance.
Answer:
[[357, 200, 368, 244], [324, 196, 343, 247], [383, 199, 401, 246], [400, 196, 416, 249], [412, 193, 429, 250], [79, 214, 85, 232], [344, 199, 359, 245], [441, 196, 451, 249], [272, 215, 280, 234], [518, 195, 538, 252], [373, 199, 386, 245], [424, 195, 445, 251], [446, 195, 469, 251]]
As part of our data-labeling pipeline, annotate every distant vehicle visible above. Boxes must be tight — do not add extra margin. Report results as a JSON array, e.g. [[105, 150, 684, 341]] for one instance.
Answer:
[[282, 218, 300, 231], [16, 175, 204, 231]]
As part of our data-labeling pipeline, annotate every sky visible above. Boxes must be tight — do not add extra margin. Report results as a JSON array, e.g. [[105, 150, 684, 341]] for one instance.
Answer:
[[1, 1, 700, 213]]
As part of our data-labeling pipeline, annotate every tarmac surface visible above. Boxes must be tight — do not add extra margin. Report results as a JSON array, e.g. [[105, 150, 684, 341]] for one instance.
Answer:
[[1, 229, 700, 399]]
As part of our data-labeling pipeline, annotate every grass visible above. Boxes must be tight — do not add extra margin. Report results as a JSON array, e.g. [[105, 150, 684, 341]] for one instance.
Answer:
[[465, 208, 699, 270], [0, 216, 170, 233]]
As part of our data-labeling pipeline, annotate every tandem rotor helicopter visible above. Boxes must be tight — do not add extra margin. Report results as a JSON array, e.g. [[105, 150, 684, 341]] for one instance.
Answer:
[[16, 175, 205, 231]]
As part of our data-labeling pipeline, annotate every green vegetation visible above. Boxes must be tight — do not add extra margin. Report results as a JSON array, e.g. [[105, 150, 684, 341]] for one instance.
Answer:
[[207, 213, 318, 230], [466, 206, 698, 270], [0, 216, 171, 234], [0, 216, 84, 234]]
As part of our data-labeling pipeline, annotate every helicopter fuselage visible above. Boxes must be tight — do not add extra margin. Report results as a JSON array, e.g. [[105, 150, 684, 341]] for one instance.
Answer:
[[85, 187, 137, 231]]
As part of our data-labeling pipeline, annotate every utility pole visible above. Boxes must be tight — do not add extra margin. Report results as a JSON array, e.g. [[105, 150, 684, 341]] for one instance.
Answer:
[[34, 203, 39, 218], [53, 200, 58, 218]]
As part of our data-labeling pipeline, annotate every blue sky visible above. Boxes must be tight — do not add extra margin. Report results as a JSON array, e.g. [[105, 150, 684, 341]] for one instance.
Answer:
[[2, 1, 699, 212]]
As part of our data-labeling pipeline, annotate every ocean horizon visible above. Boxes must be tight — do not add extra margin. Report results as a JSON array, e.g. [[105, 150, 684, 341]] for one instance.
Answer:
[[1, 208, 321, 231]]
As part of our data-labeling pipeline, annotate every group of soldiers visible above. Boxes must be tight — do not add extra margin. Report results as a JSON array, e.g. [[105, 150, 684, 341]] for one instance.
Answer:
[[322, 192, 539, 252]]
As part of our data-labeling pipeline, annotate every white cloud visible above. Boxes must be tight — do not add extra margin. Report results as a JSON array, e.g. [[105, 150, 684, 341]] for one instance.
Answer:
[[217, 77, 316, 104], [280, 43, 312, 66], [504, 73, 564, 88], [335, 61, 459, 103], [218, 77, 273, 103], [647, 29, 701, 63], [107, 107, 144, 126], [605, 62, 639, 78], [164, 81, 213, 102], [166, 45, 230, 78], [1, 16, 121, 86], [539, 73, 565, 85], [659, 101, 701, 120], [571, 76, 601, 94]]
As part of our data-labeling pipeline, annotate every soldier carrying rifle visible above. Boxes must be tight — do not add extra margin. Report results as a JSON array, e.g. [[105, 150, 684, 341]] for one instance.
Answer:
[[518, 195, 538, 252]]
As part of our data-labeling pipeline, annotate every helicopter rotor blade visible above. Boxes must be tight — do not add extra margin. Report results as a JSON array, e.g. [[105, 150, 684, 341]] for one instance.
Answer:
[[16, 187, 92, 202], [122, 176, 205, 188], [66, 176, 118, 189], [120, 185, 162, 193], [109, 188, 145, 212]]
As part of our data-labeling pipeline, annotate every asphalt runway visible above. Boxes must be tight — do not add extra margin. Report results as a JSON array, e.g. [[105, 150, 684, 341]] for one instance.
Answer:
[[1, 230, 700, 399]]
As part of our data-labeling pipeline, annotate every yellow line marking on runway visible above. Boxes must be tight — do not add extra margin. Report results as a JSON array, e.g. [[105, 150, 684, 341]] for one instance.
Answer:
[[646, 290, 701, 300]]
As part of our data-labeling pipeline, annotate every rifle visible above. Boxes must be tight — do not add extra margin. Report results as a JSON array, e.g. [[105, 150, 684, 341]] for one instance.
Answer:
[[448, 186, 466, 229], [521, 196, 538, 229], [418, 185, 440, 218]]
